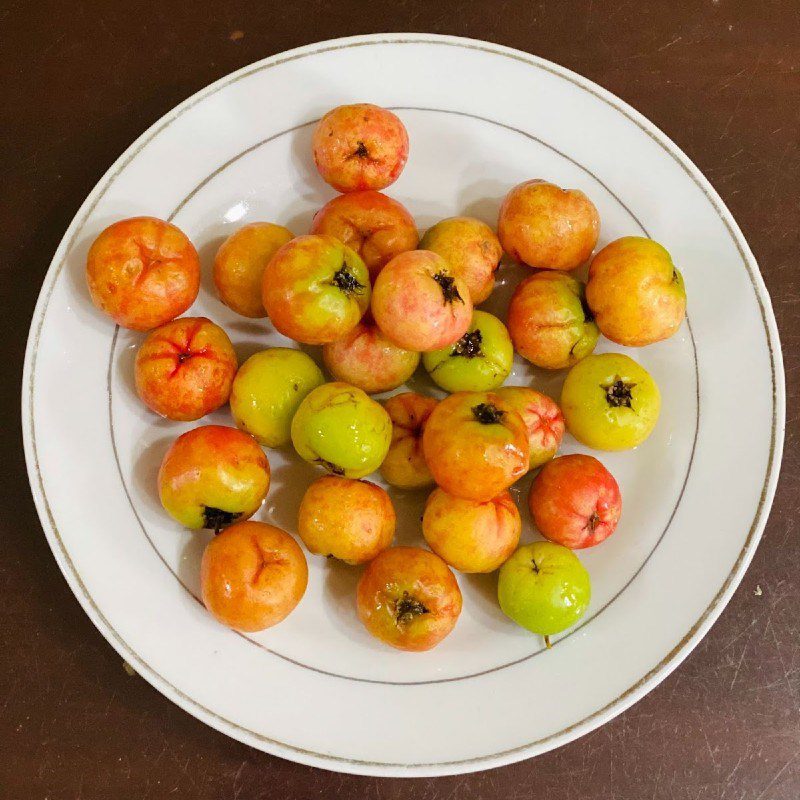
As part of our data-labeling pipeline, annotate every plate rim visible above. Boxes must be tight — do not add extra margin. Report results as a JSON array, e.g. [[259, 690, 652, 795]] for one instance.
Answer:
[[21, 32, 786, 777]]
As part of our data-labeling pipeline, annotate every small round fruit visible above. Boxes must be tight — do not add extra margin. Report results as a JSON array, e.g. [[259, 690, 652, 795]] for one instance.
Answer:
[[586, 236, 687, 346], [371, 250, 472, 352], [213, 222, 293, 318], [356, 547, 462, 651], [310, 191, 418, 280], [423, 488, 521, 573], [496, 387, 565, 469], [158, 426, 270, 530], [423, 310, 513, 392], [262, 234, 370, 345], [290, 382, 392, 478], [298, 476, 395, 564], [313, 103, 409, 192], [230, 348, 325, 447], [507, 272, 599, 369], [322, 321, 420, 394], [379, 392, 437, 489], [419, 217, 502, 304], [529, 455, 622, 549], [135, 317, 237, 421], [561, 353, 661, 451], [86, 216, 200, 331], [422, 391, 529, 502], [201, 521, 307, 632], [498, 180, 600, 271], [498, 541, 591, 639]]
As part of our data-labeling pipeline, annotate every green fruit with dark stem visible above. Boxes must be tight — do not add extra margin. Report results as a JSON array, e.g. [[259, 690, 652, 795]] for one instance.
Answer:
[[423, 311, 513, 392], [498, 541, 591, 647]]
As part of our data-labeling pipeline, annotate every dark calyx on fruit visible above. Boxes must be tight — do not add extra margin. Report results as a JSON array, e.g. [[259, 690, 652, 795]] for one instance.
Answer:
[[348, 140, 369, 159], [584, 511, 601, 532], [472, 402, 504, 425], [433, 272, 465, 305], [602, 378, 635, 409], [316, 458, 345, 476], [394, 591, 429, 625], [451, 329, 483, 359], [203, 507, 241, 532], [332, 265, 365, 295]]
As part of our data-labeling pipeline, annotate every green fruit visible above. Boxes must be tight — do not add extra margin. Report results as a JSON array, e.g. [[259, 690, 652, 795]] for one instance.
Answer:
[[422, 310, 513, 392], [560, 352, 661, 451], [291, 382, 392, 478], [230, 348, 325, 448], [498, 541, 590, 639]]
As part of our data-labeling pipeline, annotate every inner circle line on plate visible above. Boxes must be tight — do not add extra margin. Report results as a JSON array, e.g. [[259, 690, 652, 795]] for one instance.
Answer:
[[107, 106, 701, 685], [24, 35, 779, 771]]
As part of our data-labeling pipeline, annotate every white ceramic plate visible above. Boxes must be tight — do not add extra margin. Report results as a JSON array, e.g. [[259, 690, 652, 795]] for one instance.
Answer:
[[22, 34, 784, 777]]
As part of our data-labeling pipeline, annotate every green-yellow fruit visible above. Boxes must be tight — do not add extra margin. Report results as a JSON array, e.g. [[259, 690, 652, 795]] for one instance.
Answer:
[[422, 310, 513, 392], [498, 541, 590, 637], [230, 348, 325, 448], [561, 352, 661, 451], [291, 382, 392, 478]]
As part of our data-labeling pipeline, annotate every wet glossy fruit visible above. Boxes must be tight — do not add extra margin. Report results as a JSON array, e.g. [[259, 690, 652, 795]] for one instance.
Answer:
[[498, 541, 591, 639], [561, 353, 661, 450], [201, 521, 307, 632], [423, 310, 513, 392], [290, 382, 392, 478], [230, 348, 325, 447]]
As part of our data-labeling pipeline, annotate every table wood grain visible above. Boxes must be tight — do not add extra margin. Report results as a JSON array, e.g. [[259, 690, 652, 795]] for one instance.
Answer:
[[1, 1, 798, 797]]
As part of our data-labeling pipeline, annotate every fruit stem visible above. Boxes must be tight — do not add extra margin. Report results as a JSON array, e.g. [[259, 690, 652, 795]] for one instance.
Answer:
[[544, 635, 552, 649]]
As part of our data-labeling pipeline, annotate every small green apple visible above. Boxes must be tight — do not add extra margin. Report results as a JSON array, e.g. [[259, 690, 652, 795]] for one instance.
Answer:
[[230, 348, 325, 448], [497, 541, 590, 644], [291, 381, 392, 478], [422, 310, 513, 392]]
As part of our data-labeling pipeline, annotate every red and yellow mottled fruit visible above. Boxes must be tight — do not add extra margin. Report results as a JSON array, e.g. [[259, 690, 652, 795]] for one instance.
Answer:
[[498, 180, 599, 271], [371, 250, 472, 352], [529, 454, 622, 549], [135, 317, 237, 421], [379, 392, 438, 489], [262, 234, 370, 344], [311, 191, 418, 280], [496, 387, 565, 470], [356, 546, 462, 651], [507, 272, 599, 370], [419, 216, 503, 304], [213, 222, 293, 318], [158, 425, 270, 530], [586, 236, 687, 346], [322, 321, 420, 394], [86, 216, 200, 331], [312, 104, 409, 192], [201, 521, 307, 632], [423, 488, 521, 573], [298, 476, 395, 564], [422, 391, 529, 502]]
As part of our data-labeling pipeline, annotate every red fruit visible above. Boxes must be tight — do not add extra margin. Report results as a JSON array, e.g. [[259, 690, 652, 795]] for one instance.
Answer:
[[528, 454, 621, 549]]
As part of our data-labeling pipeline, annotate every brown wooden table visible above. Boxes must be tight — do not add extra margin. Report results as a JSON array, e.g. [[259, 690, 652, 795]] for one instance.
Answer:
[[2, 2, 798, 797]]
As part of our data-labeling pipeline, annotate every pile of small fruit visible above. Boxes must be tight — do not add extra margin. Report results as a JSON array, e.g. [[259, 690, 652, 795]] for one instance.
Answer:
[[85, 103, 686, 652]]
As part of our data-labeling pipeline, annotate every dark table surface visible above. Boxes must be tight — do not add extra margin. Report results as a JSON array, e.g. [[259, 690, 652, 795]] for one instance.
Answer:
[[2, 2, 798, 798]]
